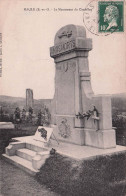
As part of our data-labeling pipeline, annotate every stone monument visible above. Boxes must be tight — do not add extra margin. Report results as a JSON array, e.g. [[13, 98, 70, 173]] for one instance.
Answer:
[[50, 24, 116, 149], [26, 88, 34, 111], [3, 25, 124, 176]]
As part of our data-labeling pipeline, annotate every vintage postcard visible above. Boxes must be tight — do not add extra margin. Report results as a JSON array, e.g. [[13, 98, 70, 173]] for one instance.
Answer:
[[0, 0, 126, 196]]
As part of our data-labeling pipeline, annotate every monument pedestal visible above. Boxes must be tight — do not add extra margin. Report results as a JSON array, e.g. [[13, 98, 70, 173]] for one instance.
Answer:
[[84, 129, 116, 149]]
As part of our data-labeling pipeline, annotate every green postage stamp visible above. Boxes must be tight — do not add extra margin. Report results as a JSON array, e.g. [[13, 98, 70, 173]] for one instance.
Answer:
[[98, 1, 124, 32]]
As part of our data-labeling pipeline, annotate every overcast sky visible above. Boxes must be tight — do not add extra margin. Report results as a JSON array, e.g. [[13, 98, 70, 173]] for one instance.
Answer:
[[0, 0, 125, 99]]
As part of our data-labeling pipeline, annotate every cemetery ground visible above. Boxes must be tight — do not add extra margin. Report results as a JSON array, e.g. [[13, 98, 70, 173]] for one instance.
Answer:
[[0, 125, 59, 196], [0, 125, 126, 196]]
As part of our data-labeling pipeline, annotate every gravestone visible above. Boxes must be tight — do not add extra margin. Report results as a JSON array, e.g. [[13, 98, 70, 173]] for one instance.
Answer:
[[26, 88, 34, 111], [50, 24, 116, 148]]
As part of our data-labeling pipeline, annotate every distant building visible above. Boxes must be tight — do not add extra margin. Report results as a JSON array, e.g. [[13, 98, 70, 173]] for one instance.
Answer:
[[26, 89, 34, 111]]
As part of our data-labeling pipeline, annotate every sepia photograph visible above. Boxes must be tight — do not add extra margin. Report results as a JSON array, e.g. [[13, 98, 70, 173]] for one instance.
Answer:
[[0, 0, 126, 195]]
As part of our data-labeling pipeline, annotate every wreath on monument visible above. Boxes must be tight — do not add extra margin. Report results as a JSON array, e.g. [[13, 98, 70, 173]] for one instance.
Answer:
[[76, 106, 99, 123]]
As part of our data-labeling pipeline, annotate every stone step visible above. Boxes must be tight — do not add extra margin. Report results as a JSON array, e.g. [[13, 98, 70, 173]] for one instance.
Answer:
[[2, 154, 39, 176], [16, 148, 37, 162], [26, 143, 48, 152]]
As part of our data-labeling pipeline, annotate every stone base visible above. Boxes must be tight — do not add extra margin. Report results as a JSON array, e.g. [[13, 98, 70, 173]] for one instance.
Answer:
[[84, 129, 116, 149], [3, 135, 126, 179], [52, 125, 85, 145], [2, 154, 39, 176], [2, 140, 50, 176]]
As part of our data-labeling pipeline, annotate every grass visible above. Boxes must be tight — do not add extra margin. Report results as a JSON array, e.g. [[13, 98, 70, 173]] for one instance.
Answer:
[[36, 153, 126, 196]]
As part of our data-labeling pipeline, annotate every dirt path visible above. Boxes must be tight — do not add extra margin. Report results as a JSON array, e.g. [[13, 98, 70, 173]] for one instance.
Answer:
[[0, 159, 59, 196]]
